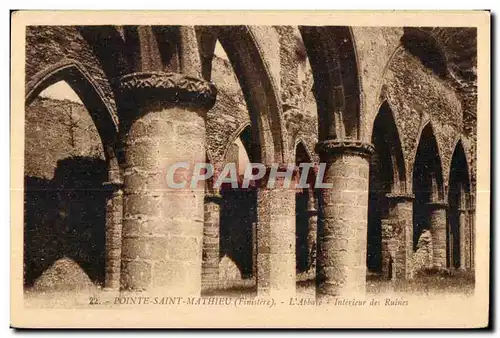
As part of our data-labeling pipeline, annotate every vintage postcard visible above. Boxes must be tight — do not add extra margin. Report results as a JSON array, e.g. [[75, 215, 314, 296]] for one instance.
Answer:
[[10, 11, 490, 328]]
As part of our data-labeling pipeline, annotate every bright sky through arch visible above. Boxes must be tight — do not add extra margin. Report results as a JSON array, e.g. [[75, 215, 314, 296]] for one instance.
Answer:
[[38, 80, 83, 104]]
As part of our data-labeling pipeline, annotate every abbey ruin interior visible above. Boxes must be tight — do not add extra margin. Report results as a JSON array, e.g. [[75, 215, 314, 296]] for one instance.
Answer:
[[24, 25, 477, 298]]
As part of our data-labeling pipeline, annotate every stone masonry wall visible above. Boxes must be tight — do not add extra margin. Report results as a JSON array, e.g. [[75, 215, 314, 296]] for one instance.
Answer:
[[24, 97, 107, 289], [25, 97, 105, 179], [352, 27, 403, 141], [206, 56, 250, 169], [275, 26, 318, 161], [385, 48, 463, 190]]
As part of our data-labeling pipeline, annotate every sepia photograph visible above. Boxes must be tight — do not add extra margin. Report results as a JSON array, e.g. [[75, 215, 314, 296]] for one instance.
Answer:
[[10, 11, 490, 328]]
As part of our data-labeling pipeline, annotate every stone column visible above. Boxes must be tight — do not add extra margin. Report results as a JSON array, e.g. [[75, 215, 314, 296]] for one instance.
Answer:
[[307, 188, 318, 273], [178, 26, 202, 78], [315, 140, 373, 297], [380, 219, 394, 279], [427, 201, 448, 268], [119, 72, 216, 294], [383, 193, 414, 280], [463, 206, 473, 270], [252, 221, 257, 280], [468, 208, 475, 270], [256, 165, 296, 297], [201, 192, 222, 291], [469, 194, 475, 270], [103, 180, 124, 290], [459, 207, 468, 270]]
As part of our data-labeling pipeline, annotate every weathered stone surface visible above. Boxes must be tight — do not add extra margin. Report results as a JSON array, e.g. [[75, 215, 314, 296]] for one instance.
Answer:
[[412, 230, 433, 273], [24, 25, 476, 297], [428, 203, 448, 268], [316, 143, 371, 297]]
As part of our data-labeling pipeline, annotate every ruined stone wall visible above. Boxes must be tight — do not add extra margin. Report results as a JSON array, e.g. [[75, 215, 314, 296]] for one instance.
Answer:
[[206, 56, 250, 169], [412, 230, 433, 273], [352, 27, 404, 141], [275, 26, 318, 162], [384, 48, 463, 191], [25, 97, 105, 179], [24, 97, 107, 289]]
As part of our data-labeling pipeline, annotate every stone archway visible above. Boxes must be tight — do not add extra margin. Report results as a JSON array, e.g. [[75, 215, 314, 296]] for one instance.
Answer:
[[448, 140, 472, 269], [299, 26, 373, 297], [196, 27, 294, 296], [412, 123, 446, 270], [367, 102, 409, 281], [219, 125, 258, 284], [26, 62, 119, 153], [196, 26, 288, 165], [24, 62, 122, 291]]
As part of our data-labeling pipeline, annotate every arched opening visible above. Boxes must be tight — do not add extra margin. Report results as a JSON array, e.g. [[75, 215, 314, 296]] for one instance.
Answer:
[[24, 78, 109, 291], [196, 26, 286, 164], [197, 29, 287, 293], [219, 125, 258, 284], [367, 102, 406, 277], [412, 124, 444, 266], [447, 141, 471, 269], [204, 36, 260, 290]]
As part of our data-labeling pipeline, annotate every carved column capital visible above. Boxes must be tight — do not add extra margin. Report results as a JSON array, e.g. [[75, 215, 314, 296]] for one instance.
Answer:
[[119, 71, 217, 109], [426, 200, 448, 209], [385, 192, 415, 202], [315, 139, 375, 158]]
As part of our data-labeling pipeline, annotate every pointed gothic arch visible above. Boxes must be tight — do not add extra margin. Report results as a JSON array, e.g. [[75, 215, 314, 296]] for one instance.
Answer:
[[412, 122, 445, 249], [196, 26, 287, 165], [299, 26, 362, 141], [367, 101, 407, 274], [24, 61, 121, 289], [447, 139, 472, 269], [26, 61, 119, 168], [218, 124, 258, 284]]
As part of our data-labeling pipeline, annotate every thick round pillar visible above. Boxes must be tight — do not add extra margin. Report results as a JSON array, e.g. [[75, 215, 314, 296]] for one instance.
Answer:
[[467, 209, 474, 269], [256, 166, 296, 297], [427, 201, 447, 268], [104, 181, 124, 290], [385, 193, 414, 280], [307, 188, 318, 273], [315, 140, 374, 297], [469, 204, 475, 270], [380, 219, 394, 279], [459, 208, 468, 270], [201, 192, 222, 291], [119, 72, 216, 294]]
